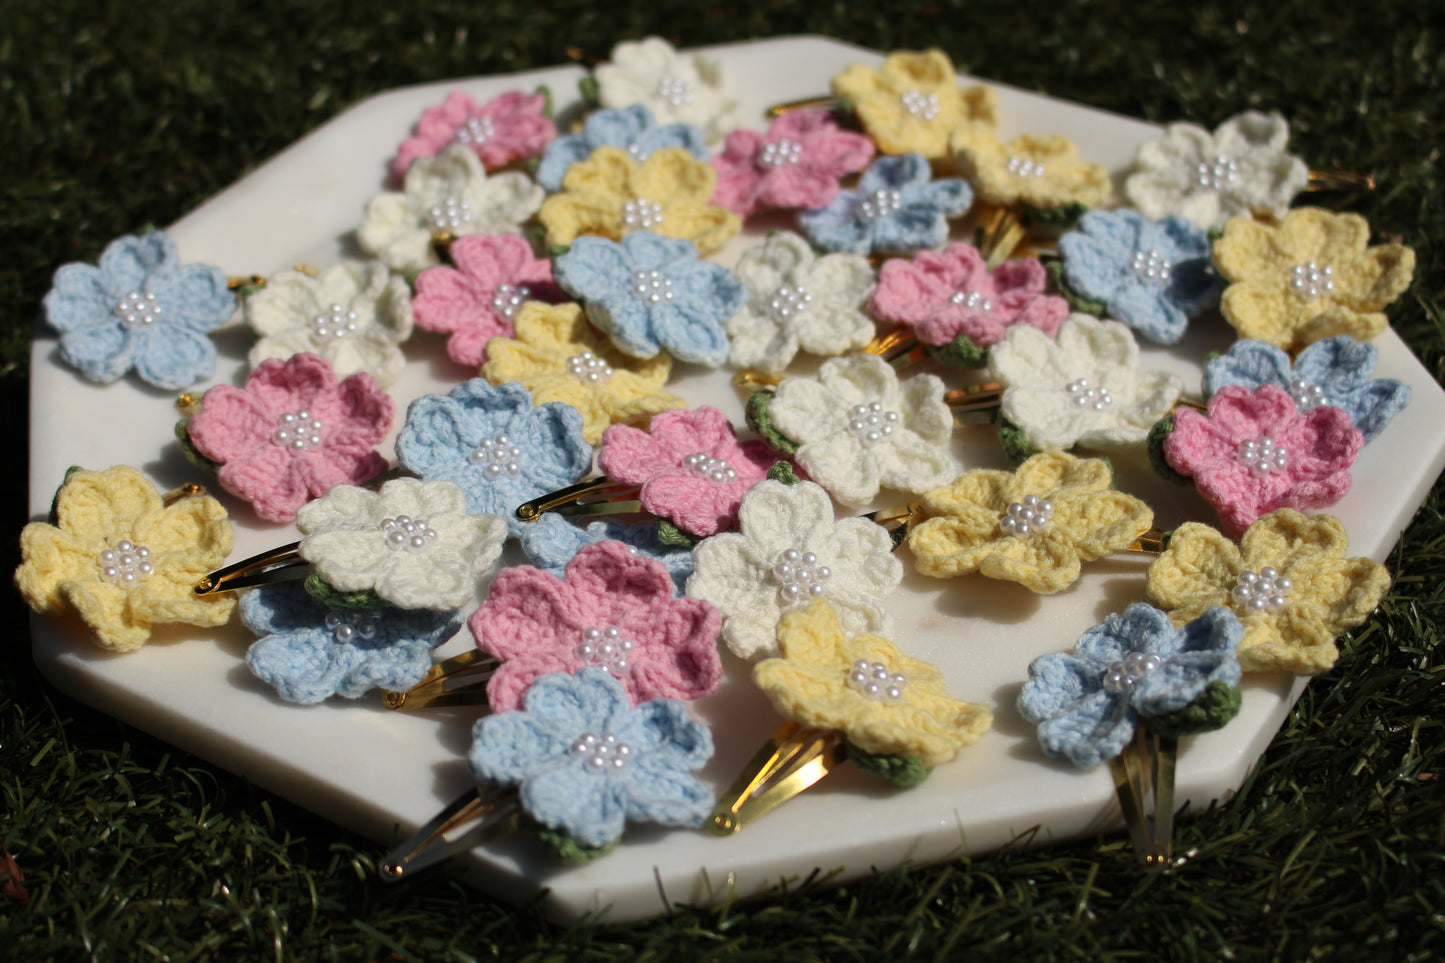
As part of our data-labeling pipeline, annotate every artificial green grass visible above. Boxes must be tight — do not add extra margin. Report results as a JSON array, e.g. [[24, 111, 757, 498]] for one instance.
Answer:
[[3, 1, 1444, 959]]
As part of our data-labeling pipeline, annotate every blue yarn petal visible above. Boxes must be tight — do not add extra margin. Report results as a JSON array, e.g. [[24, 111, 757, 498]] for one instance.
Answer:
[[1203, 339, 1293, 396], [130, 322, 217, 390], [517, 514, 693, 594], [554, 235, 635, 302], [520, 762, 628, 847], [469, 711, 576, 784], [1338, 377, 1411, 444], [147, 262, 236, 332], [57, 323, 136, 383], [1036, 689, 1134, 769]]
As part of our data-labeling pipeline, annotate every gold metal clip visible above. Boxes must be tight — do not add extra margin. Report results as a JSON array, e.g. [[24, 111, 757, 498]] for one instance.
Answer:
[[1306, 168, 1377, 192], [1171, 397, 1208, 414], [975, 205, 1029, 269], [1126, 528, 1171, 555], [161, 483, 208, 507], [1108, 727, 1180, 872], [732, 370, 783, 391], [944, 382, 1005, 422], [861, 502, 926, 549], [706, 721, 844, 835], [378, 784, 519, 882], [193, 541, 307, 595], [382, 649, 501, 711], [226, 274, 265, 292], [859, 327, 928, 367], [514, 476, 642, 522], [765, 95, 845, 118]]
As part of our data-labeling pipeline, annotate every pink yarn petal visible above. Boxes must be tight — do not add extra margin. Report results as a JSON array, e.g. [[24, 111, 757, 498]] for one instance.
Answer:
[[565, 541, 676, 612], [295, 448, 389, 495], [627, 596, 723, 702], [413, 266, 491, 335], [637, 470, 735, 536], [486, 652, 575, 714], [245, 353, 337, 412], [326, 372, 394, 445], [187, 385, 274, 463], [217, 445, 310, 523], [1009, 293, 1070, 338], [646, 407, 736, 461], [469, 564, 576, 661], [1208, 385, 1296, 439], [597, 423, 674, 484]]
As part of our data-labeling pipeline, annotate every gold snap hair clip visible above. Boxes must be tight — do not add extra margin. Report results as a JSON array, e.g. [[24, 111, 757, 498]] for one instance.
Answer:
[[1305, 168, 1377, 192], [513, 477, 642, 522], [381, 649, 501, 711], [1110, 726, 1178, 871], [764, 95, 851, 119], [380, 784, 519, 881], [709, 599, 993, 834], [193, 541, 307, 596]]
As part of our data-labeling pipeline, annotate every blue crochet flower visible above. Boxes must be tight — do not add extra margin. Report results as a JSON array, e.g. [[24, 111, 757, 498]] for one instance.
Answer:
[[396, 379, 594, 536], [468, 667, 714, 848], [517, 513, 695, 594], [1017, 604, 1243, 769], [535, 104, 709, 192], [1056, 209, 1222, 345], [796, 153, 972, 255], [553, 231, 744, 366], [1203, 336, 1410, 444], [240, 583, 463, 704], [41, 231, 235, 389]]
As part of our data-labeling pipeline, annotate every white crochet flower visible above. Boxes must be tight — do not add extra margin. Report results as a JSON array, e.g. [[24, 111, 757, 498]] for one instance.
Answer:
[[357, 144, 545, 272], [767, 354, 959, 507], [245, 261, 413, 387], [296, 478, 507, 611], [725, 231, 877, 374], [594, 36, 745, 145], [687, 480, 902, 660], [1124, 111, 1309, 232], [990, 313, 1183, 451]]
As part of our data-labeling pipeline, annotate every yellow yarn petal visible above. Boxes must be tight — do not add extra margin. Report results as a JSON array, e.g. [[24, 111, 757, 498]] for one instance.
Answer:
[[833, 50, 995, 159], [951, 124, 1110, 208], [1053, 490, 1153, 561], [1010, 450, 1111, 499], [1145, 521, 1241, 619]]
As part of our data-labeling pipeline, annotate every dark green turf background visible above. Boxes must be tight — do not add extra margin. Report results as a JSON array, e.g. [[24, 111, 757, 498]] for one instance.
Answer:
[[3, 2, 1443, 959]]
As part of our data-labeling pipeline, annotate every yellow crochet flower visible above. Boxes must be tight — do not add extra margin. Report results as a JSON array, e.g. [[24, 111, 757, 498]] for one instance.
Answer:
[[1213, 207, 1416, 353], [830, 49, 997, 160], [949, 122, 1111, 209], [538, 146, 741, 255], [907, 452, 1153, 594], [16, 466, 235, 653], [753, 599, 992, 767], [481, 301, 685, 444], [1146, 509, 1390, 674]]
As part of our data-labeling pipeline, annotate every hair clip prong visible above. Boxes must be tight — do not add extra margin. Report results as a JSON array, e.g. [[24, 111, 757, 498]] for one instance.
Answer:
[[193, 541, 305, 595], [765, 95, 845, 118], [1306, 168, 1377, 192], [1127, 528, 1171, 555], [944, 382, 1005, 416], [859, 328, 928, 366], [1108, 727, 1179, 872], [706, 721, 844, 835], [378, 784, 519, 882], [732, 370, 782, 391], [382, 649, 501, 711], [161, 482, 208, 507], [975, 205, 1029, 269], [1172, 397, 1208, 414], [514, 476, 640, 522], [227, 274, 266, 291]]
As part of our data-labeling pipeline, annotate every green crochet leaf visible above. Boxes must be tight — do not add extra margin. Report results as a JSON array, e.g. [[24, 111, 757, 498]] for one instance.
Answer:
[[548, 243, 571, 260], [1145, 680, 1243, 739], [924, 333, 989, 369], [997, 416, 1037, 464], [49, 466, 87, 525], [656, 518, 700, 548], [844, 743, 931, 789], [1023, 201, 1088, 233], [174, 419, 222, 479], [577, 74, 600, 108], [1147, 413, 1192, 485], [532, 824, 618, 865], [233, 280, 267, 303], [767, 460, 800, 485], [745, 390, 800, 456], [303, 573, 386, 610], [1042, 254, 1107, 316], [535, 84, 553, 119]]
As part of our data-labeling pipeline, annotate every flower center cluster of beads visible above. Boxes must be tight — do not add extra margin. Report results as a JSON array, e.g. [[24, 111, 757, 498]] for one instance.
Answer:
[[1006, 156, 1046, 178], [621, 199, 665, 229], [1232, 566, 1292, 613], [1102, 651, 1163, 694], [1237, 437, 1288, 474], [1130, 250, 1172, 284], [1290, 261, 1335, 299], [1289, 377, 1327, 411], [630, 269, 674, 303], [490, 283, 529, 319], [848, 659, 909, 702], [576, 625, 634, 676], [571, 731, 633, 772], [847, 402, 900, 443], [1000, 494, 1054, 537], [683, 452, 738, 484], [858, 189, 902, 220], [655, 76, 694, 107], [766, 283, 812, 322], [98, 540, 153, 585], [325, 609, 381, 643], [427, 196, 472, 232], [759, 139, 802, 168], [949, 290, 993, 311], [380, 515, 438, 551], [311, 303, 359, 341], [773, 548, 830, 606], [454, 116, 495, 145], [273, 410, 324, 451], [899, 89, 941, 121], [1065, 378, 1112, 410], [469, 431, 522, 479], [566, 349, 613, 383], [1195, 154, 1239, 191], [114, 291, 162, 326]]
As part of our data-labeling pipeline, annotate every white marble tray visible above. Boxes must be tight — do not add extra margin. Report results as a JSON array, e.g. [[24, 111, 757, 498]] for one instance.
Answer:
[[27, 35, 1445, 924]]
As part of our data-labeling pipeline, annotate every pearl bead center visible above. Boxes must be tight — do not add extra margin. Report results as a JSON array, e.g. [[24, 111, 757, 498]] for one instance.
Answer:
[[455, 116, 495, 145], [683, 452, 738, 484], [773, 548, 831, 607], [1006, 155, 1046, 177], [490, 283, 529, 320], [570, 731, 633, 772], [98, 539, 154, 586], [631, 269, 674, 303], [380, 515, 439, 551], [1194, 154, 1239, 191], [858, 189, 902, 220], [766, 283, 813, 323], [1289, 261, 1335, 299], [1237, 437, 1289, 474], [1102, 651, 1163, 695], [900, 89, 941, 121], [1065, 378, 1112, 410], [1232, 566, 1293, 614], [325, 609, 382, 643], [759, 138, 803, 168], [566, 349, 613, 383], [621, 198, 665, 229], [468, 431, 522, 480], [575, 625, 635, 677], [115, 291, 162, 326], [1289, 377, 1327, 412], [655, 75, 694, 108], [427, 196, 472, 232], [948, 290, 993, 311], [1130, 249, 1172, 283], [1000, 493, 1054, 538], [848, 659, 909, 702], [273, 410, 324, 451], [847, 402, 900, 443], [310, 303, 358, 342]]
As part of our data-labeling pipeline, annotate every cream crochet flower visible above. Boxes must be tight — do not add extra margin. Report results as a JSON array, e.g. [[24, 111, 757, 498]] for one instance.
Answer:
[[725, 231, 876, 374], [767, 354, 959, 507], [594, 36, 744, 145], [990, 313, 1183, 451], [686, 480, 903, 660], [357, 144, 544, 272]]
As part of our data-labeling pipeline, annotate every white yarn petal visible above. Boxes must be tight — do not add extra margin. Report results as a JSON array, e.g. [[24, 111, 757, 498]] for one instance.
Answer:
[[594, 37, 744, 143]]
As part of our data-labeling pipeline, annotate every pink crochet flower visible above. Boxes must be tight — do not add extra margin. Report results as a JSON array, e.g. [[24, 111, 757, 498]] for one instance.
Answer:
[[597, 406, 778, 537], [390, 90, 557, 181], [710, 111, 875, 219], [869, 242, 1069, 347], [471, 540, 723, 712], [412, 234, 564, 369], [187, 353, 394, 523], [1164, 384, 1362, 535]]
